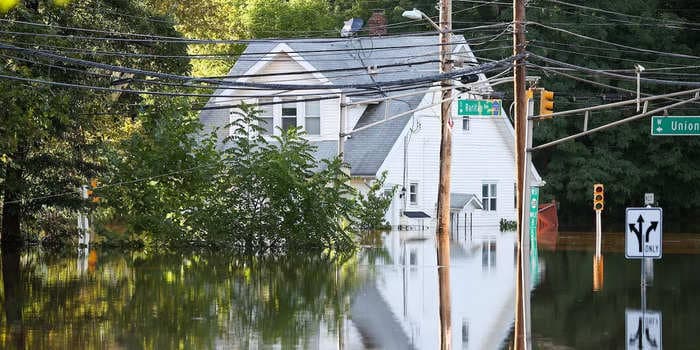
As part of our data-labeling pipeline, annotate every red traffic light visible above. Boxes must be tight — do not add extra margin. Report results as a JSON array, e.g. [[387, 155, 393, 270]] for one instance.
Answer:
[[593, 183, 604, 211]]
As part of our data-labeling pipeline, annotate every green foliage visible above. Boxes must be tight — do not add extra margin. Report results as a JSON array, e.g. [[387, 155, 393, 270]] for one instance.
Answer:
[[100, 97, 222, 242], [241, 0, 337, 38], [499, 218, 517, 232], [354, 171, 394, 230], [192, 104, 358, 252], [0, 0, 191, 244], [103, 103, 360, 253]]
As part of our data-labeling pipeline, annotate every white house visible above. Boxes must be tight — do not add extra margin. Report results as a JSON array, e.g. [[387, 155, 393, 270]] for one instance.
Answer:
[[199, 35, 541, 230]]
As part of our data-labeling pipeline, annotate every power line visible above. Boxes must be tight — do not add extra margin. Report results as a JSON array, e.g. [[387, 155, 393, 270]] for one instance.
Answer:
[[529, 53, 700, 87], [528, 22, 700, 60], [0, 22, 510, 44], [537, 0, 699, 27], [528, 39, 700, 61], [527, 64, 700, 106], [0, 36, 511, 61], [0, 41, 522, 90], [528, 44, 685, 69]]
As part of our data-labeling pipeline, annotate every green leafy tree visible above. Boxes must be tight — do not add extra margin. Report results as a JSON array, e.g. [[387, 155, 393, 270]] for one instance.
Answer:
[[0, 0, 190, 246], [354, 171, 395, 230]]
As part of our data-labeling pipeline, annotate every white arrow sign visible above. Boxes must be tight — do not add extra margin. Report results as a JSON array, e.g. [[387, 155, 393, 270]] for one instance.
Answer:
[[625, 207, 663, 259], [626, 309, 662, 350]]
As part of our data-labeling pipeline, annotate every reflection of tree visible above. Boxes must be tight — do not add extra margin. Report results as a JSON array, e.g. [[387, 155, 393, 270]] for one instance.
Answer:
[[0, 250, 360, 349], [1, 247, 24, 349]]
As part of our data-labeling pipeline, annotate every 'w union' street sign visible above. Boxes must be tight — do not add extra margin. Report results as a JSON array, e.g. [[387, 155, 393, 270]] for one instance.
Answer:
[[651, 116, 700, 136]]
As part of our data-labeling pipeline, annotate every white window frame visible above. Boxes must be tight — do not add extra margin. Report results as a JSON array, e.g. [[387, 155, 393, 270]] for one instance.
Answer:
[[257, 97, 274, 135], [251, 97, 322, 137], [409, 182, 419, 206], [280, 98, 299, 133], [304, 100, 321, 136], [482, 182, 497, 212]]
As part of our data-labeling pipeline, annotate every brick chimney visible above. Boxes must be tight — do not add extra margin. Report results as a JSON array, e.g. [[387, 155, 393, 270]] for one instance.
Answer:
[[368, 9, 387, 36]]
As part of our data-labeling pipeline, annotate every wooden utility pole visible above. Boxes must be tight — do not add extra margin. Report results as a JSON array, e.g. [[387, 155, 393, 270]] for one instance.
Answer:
[[436, 0, 453, 349], [513, 0, 528, 348]]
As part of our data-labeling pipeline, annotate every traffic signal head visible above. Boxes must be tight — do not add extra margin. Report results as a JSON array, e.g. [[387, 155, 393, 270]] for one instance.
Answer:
[[593, 184, 604, 211], [89, 178, 101, 203], [540, 90, 554, 117]]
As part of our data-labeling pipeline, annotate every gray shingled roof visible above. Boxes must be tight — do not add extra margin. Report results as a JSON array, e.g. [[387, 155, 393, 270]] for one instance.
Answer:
[[450, 193, 483, 210], [200, 35, 469, 176]]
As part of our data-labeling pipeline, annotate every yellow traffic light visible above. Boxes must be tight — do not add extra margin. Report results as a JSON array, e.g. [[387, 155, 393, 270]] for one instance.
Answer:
[[540, 90, 554, 117], [593, 184, 604, 211], [89, 178, 100, 203]]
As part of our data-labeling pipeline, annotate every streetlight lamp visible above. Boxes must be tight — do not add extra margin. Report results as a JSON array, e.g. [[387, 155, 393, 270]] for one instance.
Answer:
[[404, 4, 453, 350], [635, 64, 645, 112], [402, 8, 440, 31]]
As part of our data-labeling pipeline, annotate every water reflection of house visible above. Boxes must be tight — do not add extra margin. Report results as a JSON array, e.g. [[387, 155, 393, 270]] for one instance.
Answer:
[[350, 229, 517, 349]]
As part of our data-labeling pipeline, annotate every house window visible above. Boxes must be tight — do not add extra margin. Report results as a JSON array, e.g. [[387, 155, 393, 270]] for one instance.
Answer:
[[305, 100, 321, 135], [482, 183, 497, 211], [258, 98, 274, 135], [462, 116, 470, 130], [409, 183, 418, 205], [281, 99, 298, 131]]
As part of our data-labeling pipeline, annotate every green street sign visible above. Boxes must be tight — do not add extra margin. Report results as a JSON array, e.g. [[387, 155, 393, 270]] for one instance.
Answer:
[[529, 186, 540, 287], [529, 187, 540, 248], [651, 116, 700, 136], [458, 99, 502, 116]]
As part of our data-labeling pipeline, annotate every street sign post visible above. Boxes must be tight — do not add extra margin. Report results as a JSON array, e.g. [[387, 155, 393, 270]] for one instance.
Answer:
[[625, 207, 663, 259], [651, 116, 700, 136], [626, 309, 662, 350], [457, 99, 502, 116]]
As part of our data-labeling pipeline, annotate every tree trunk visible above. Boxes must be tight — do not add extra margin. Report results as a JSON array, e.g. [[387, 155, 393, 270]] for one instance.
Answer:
[[1, 163, 24, 247]]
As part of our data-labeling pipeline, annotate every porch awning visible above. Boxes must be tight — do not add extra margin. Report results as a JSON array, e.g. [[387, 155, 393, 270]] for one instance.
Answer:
[[402, 211, 431, 219]]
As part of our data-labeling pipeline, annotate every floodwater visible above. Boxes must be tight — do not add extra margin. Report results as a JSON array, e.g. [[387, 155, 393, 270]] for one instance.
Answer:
[[0, 230, 699, 349]]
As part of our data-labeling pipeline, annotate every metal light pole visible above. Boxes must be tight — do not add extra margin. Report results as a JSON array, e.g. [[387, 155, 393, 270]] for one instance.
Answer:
[[404, 4, 453, 349]]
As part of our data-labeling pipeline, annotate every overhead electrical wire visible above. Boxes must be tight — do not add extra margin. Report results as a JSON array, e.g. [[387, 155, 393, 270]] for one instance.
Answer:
[[0, 36, 512, 61], [0, 60, 516, 107], [537, 0, 699, 27], [0, 41, 523, 91], [527, 63, 700, 106], [0, 22, 510, 44], [528, 22, 700, 60], [529, 53, 700, 87], [528, 44, 686, 68]]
